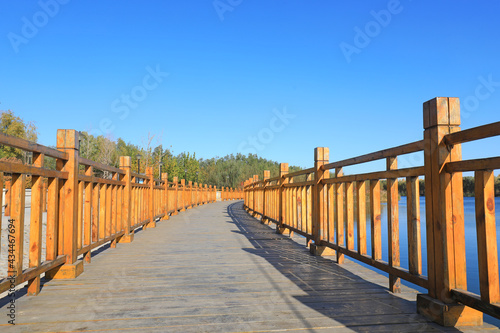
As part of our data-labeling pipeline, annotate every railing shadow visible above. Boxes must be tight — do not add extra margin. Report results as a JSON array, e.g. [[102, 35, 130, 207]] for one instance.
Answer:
[[226, 201, 461, 332]]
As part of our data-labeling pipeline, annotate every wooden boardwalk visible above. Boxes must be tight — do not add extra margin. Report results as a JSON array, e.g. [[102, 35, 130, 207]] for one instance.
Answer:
[[2, 201, 499, 332]]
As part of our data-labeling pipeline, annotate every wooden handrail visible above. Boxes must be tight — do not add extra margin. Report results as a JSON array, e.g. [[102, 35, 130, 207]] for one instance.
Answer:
[[322, 140, 424, 170], [444, 121, 500, 146], [0, 132, 68, 160], [243, 97, 499, 326]]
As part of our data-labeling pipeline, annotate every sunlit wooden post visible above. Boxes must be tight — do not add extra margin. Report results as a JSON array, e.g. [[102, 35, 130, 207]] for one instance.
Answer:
[[82, 166, 93, 261], [10, 172, 26, 279], [310, 147, 334, 256], [262, 170, 270, 223], [251, 178, 258, 216], [277, 163, 288, 234], [47, 129, 83, 279], [204, 184, 207, 204], [180, 179, 186, 212], [118, 156, 134, 243], [417, 97, 482, 326], [187, 181, 193, 209], [172, 176, 179, 215], [387, 156, 401, 293], [144, 167, 156, 229], [475, 170, 500, 304], [162, 173, 169, 220]]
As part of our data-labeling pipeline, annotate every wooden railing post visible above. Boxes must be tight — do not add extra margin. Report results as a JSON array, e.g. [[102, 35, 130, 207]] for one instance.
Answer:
[[251, 178, 258, 216], [145, 167, 156, 229], [27, 152, 44, 295], [187, 181, 193, 209], [277, 163, 288, 234], [310, 147, 333, 256], [118, 156, 134, 243], [204, 184, 208, 204], [417, 97, 482, 326], [162, 173, 169, 220], [262, 170, 270, 223], [180, 179, 186, 212], [47, 129, 83, 279], [387, 156, 401, 293], [172, 176, 179, 215]]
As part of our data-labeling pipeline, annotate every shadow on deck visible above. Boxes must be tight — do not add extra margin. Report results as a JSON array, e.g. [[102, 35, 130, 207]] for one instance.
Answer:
[[226, 202, 467, 332]]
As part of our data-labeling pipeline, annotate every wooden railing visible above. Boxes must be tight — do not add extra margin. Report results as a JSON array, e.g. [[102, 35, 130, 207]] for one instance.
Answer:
[[0, 129, 242, 296], [243, 97, 500, 326]]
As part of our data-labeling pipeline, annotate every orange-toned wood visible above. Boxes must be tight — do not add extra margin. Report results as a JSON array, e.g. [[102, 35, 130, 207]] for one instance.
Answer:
[[313, 148, 329, 244], [475, 170, 500, 303], [56, 129, 80, 266], [180, 179, 186, 212], [83, 166, 93, 263], [356, 181, 367, 255], [387, 156, 401, 293], [262, 170, 270, 222], [335, 167, 344, 264], [173, 177, 179, 214], [92, 182, 99, 242], [422, 97, 466, 301], [10, 173, 26, 277], [370, 179, 382, 260], [187, 180, 193, 209], [278, 163, 289, 234], [77, 180, 84, 250], [306, 173, 313, 237], [162, 173, 169, 219], [28, 153, 44, 295], [46, 177, 59, 261], [99, 184, 106, 239], [407, 176, 422, 275], [345, 181, 354, 251], [105, 181, 112, 237]]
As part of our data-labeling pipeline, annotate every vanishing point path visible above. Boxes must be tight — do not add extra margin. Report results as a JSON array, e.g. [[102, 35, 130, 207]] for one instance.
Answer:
[[3, 201, 498, 332]]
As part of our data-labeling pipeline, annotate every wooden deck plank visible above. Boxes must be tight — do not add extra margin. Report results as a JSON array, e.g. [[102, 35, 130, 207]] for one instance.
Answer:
[[2, 201, 498, 332]]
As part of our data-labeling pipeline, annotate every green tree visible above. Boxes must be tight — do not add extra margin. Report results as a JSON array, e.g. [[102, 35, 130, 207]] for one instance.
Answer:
[[0, 110, 38, 162]]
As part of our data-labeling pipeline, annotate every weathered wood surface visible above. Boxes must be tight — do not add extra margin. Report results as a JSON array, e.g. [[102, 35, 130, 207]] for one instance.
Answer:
[[1, 201, 498, 332]]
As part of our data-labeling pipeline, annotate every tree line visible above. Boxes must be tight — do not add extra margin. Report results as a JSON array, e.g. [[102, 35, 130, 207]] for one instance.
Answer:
[[0, 110, 301, 188]]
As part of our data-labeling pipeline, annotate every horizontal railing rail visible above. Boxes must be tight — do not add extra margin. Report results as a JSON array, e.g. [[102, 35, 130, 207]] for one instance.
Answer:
[[243, 97, 500, 327]]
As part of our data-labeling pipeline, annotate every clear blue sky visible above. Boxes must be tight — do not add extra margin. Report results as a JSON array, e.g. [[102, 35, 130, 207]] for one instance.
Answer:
[[1, 1, 499, 172]]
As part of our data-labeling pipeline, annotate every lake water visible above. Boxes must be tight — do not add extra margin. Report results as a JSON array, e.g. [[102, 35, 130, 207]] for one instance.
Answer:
[[350, 196, 500, 325]]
